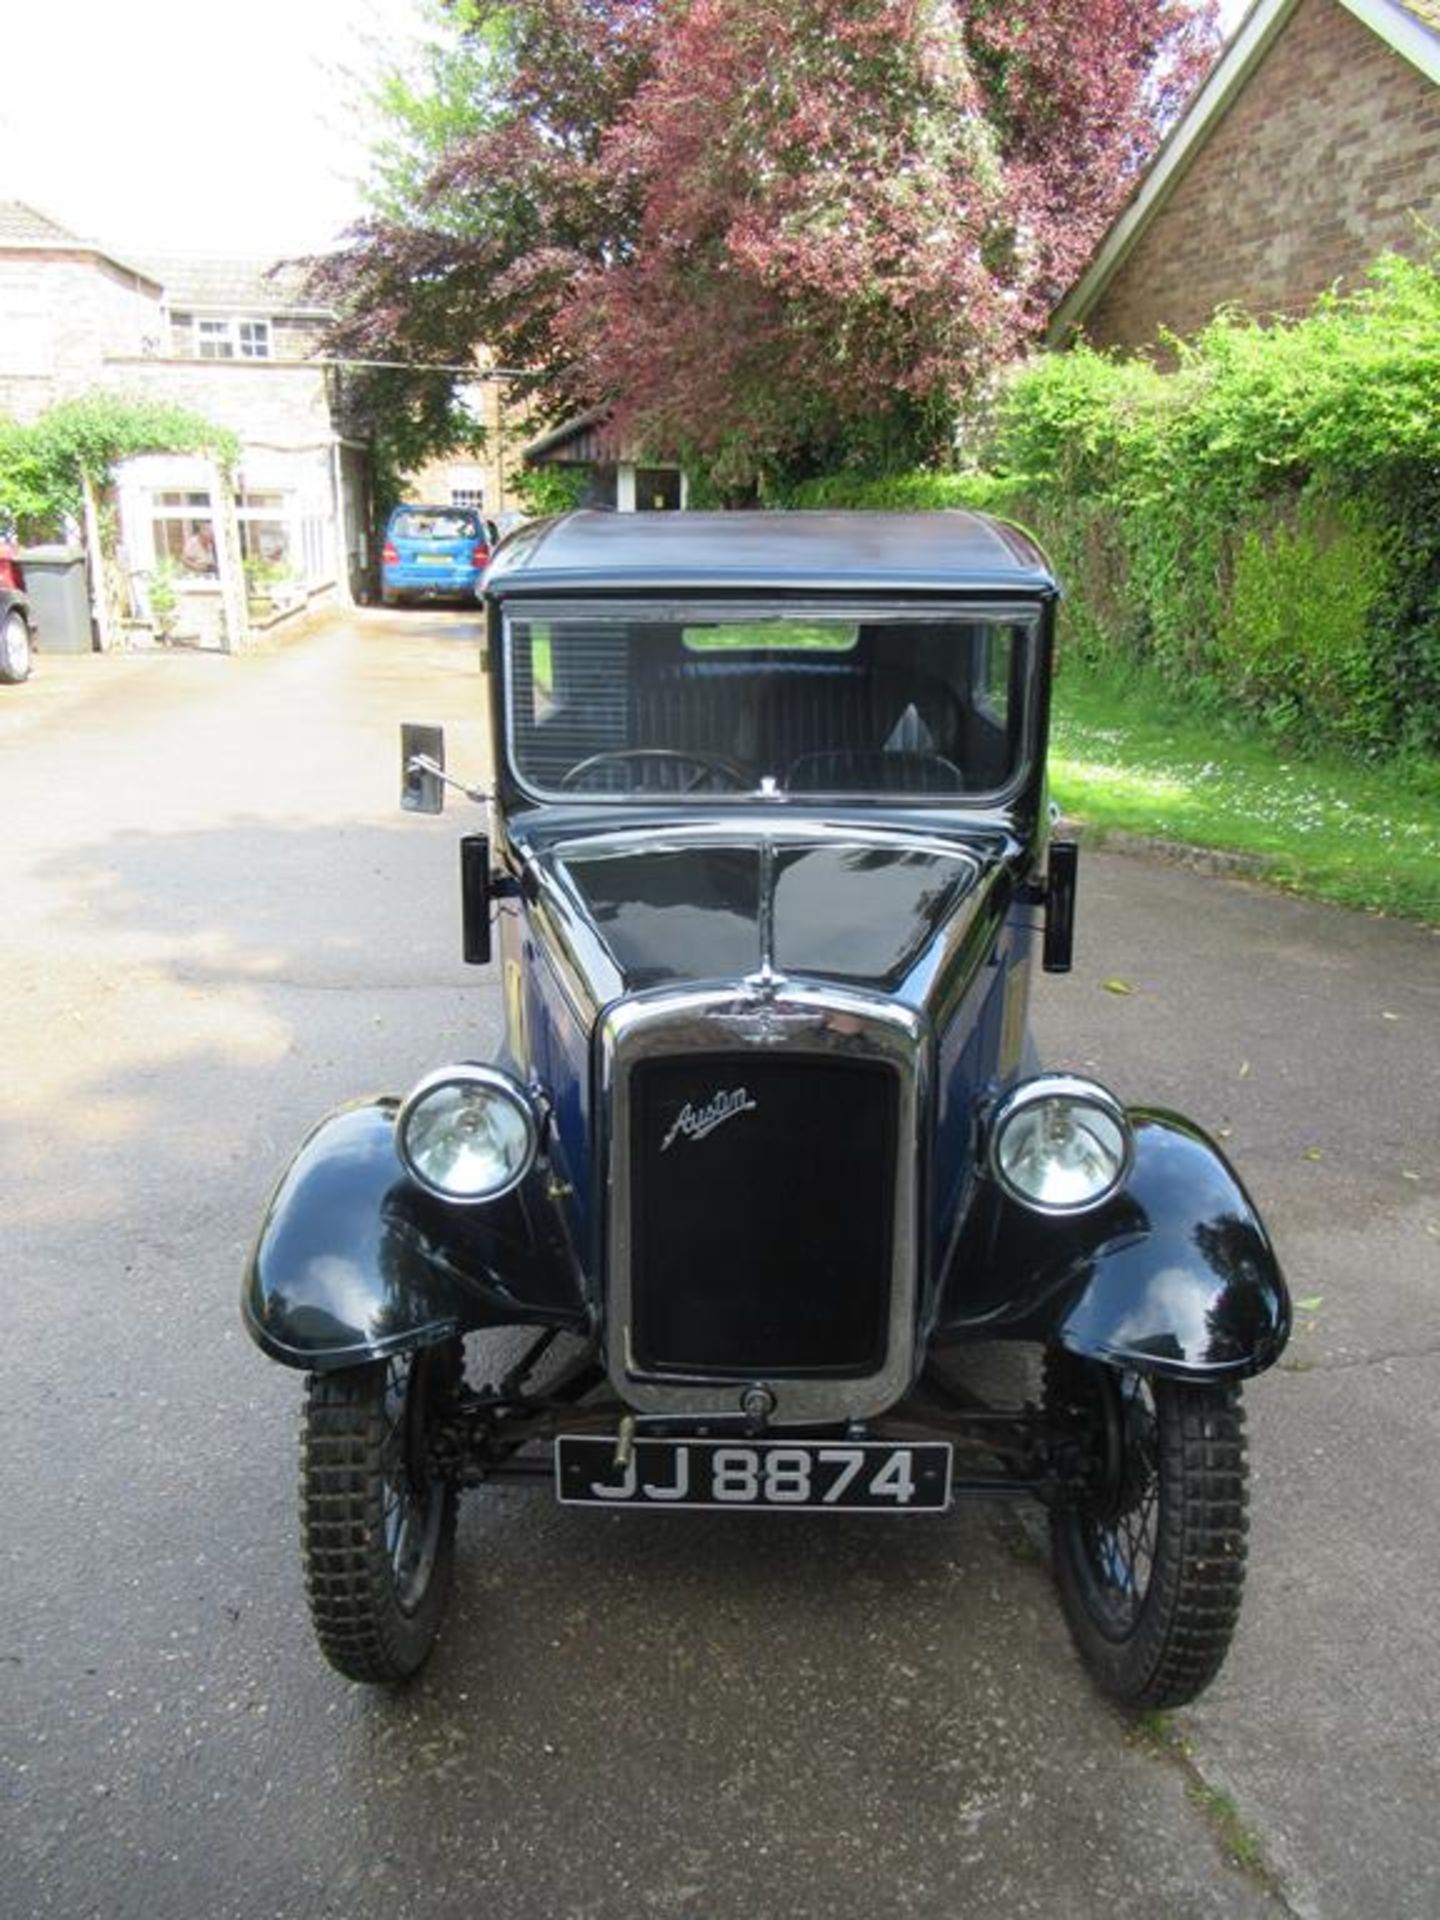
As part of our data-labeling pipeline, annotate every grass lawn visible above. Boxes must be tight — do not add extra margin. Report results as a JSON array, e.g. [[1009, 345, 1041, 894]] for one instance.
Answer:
[[1049, 663, 1440, 924]]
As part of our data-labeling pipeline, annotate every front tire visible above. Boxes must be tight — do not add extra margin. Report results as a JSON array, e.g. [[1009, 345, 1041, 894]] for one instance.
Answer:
[[1046, 1351, 1248, 1708], [0, 610, 32, 683], [300, 1342, 461, 1683]]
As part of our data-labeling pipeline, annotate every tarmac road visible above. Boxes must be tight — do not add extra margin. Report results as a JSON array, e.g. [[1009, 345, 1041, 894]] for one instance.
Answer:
[[2, 610, 1436, 1920]]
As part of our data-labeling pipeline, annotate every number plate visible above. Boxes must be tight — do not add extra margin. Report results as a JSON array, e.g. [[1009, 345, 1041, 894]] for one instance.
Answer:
[[555, 1437, 952, 1512]]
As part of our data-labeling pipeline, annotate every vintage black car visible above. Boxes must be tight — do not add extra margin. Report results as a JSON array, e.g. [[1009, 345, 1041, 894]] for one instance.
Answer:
[[243, 510, 1289, 1704]]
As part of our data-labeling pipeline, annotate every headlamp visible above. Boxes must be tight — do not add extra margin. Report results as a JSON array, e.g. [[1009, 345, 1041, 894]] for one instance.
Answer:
[[989, 1075, 1131, 1215], [397, 1065, 539, 1203]]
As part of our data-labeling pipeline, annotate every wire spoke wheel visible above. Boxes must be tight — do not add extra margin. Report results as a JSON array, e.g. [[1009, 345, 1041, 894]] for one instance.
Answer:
[[1046, 1350, 1249, 1708], [378, 1358, 449, 1611], [1075, 1371, 1161, 1637], [300, 1341, 462, 1683]]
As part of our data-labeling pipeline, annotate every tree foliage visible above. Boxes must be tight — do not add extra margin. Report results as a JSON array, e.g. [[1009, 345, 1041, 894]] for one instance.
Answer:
[[0, 392, 237, 538], [320, 0, 1217, 486], [964, 0, 1219, 324], [560, 1, 1013, 484]]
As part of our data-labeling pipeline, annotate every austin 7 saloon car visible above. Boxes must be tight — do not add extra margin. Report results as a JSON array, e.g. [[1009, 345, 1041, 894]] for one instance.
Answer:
[[243, 509, 1290, 1704]]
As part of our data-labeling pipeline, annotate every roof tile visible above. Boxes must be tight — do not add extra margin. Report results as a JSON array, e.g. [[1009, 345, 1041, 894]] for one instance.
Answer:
[[140, 255, 328, 314], [0, 200, 87, 245]]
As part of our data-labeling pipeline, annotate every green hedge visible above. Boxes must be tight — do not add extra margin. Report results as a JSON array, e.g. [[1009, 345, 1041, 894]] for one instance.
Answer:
[[783, 252, 1440, 763]]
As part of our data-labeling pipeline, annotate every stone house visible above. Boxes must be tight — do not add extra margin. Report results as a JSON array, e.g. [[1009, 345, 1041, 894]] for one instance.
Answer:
[[0, 200, 373, 648], [1049, 0, 1440, 351], [0, 202, 163, 417]]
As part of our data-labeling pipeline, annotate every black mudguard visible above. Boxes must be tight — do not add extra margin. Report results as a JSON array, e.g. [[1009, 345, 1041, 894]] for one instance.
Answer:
[[936, 1110, 1291, 1380], [242, 1099, 588, 1371]]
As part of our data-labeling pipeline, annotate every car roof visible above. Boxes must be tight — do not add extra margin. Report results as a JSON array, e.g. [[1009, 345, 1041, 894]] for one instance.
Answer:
[[484, 509, 1057, 597]]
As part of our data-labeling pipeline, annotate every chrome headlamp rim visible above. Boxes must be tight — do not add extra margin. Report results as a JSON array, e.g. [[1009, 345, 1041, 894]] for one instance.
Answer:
[[988, 1073, 1132, 1217], [396, 1063, 539, 1204]]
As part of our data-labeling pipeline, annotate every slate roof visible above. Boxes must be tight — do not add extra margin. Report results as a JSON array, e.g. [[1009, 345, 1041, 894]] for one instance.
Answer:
[[141, 255, 331, 316], [0, 198, 162, 290], [0, 200, 86, 245]]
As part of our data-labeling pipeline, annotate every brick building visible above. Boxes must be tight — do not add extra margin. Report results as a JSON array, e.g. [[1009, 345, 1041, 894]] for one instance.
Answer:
[[1049, 0, 1440, 351], [401, 361, 533, 525]]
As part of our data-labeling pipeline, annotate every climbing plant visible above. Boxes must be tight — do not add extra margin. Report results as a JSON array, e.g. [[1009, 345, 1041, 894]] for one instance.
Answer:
[[0, 392, 237, 540]]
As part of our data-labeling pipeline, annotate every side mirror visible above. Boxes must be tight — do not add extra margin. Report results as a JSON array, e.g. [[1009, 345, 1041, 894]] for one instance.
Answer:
[[1042, 841, 1078, 974], [401, 723, 446, 813], [461, 833, 492, 966]]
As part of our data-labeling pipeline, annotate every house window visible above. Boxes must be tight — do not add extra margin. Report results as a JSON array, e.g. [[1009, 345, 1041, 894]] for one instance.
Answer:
[[237, 490, 329, 588], [300, 509, 327, 582], [152, 490, 218, 577], [197, 317, 272, 361], [141, 476, 331, 595], [237, 490, 290, 575]]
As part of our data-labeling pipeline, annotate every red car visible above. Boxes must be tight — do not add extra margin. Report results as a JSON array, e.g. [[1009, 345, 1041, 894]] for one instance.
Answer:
[[0, 547, 35, 683]]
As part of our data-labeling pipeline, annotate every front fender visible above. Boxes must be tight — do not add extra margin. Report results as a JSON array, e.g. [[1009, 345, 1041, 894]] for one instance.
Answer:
[[937, 1111, 1290, 1379], [242, 1099, 588, 1371]]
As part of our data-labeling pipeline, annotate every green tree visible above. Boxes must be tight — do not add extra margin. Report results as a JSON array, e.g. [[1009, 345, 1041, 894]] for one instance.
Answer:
[[316, 0, 1217, 492], [0, 392, 236, 538]]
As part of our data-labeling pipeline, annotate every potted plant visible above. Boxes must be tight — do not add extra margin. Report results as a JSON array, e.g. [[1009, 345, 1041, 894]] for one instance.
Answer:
[[146, 560, 179, 641], [244, 555, 298, 623]]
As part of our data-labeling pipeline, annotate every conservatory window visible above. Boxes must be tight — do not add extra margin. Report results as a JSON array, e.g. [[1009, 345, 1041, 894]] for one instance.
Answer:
[[236, 490, 290, 573], [152, 490, 218, 577]]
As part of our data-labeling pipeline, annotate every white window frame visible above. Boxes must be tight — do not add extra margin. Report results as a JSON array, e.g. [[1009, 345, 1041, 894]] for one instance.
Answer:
[[196, 316, 272, 361], [235, 489, 294, 586], [150, 488, 219, 580]]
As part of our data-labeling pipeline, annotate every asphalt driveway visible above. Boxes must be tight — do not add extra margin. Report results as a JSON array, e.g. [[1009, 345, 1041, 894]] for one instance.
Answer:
[[2, 610, 1436, 1919]]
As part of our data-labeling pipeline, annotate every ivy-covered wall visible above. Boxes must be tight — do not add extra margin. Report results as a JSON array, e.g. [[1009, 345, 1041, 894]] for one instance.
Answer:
[[785, 253, 1440, 764]]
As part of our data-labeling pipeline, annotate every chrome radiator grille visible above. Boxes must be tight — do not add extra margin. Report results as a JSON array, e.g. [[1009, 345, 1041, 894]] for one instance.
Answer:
[[629, 1054, 898, 1377], [601, 983, 925, 1424]]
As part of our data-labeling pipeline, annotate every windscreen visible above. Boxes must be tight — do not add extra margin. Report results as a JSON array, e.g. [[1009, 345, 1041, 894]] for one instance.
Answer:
[[391, 509, 478, 540], [505, 604, 1034, 800]]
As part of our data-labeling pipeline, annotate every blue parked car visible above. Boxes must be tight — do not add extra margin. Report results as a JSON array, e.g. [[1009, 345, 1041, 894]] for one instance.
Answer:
[[380, 504, 494, 605]]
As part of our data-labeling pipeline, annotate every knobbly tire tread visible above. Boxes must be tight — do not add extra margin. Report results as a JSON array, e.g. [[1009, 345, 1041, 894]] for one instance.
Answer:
[[1047, 1353, 1249, 1709], [300, 1356, 459, 1684]]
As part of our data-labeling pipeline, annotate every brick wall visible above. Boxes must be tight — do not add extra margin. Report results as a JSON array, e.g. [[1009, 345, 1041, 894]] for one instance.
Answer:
[[1086, 0, 1440, 350], [404, 375, 535, 515]]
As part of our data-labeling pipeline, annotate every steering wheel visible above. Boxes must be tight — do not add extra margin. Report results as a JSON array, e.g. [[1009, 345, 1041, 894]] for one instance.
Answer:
[[559, 747, 752, 793]]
